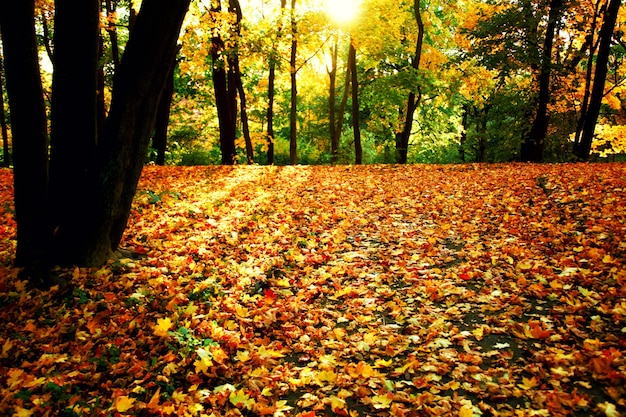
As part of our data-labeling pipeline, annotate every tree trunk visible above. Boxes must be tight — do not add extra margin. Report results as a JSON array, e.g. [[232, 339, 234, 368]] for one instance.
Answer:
[[266, 0, 287, 165], [395, 0, 424, 164], [1, 0, 191, 275], [211, 0, 237, 165], [520, 0, 562, 162], [48, 0, 100, 265], [573, 0, 622, 160], [328, 39, 338, 163], [229, 0, 254, 164], [153, 53, 178, 166], [328, 37, 351, 164], [92, 0, 192, 264], [105, 0, 121, 70], [0, 0, 50, 274], [349, 40, 362, 165], [0, 53, 11, 167], [289, 0, 298, 165]]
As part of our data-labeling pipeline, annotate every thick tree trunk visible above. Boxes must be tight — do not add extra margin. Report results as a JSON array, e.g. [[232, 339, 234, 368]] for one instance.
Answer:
[[0, 0, 50, 273], [289, 0, 298, 165], [48, 0, 100, 264], [395, 0, 423, 164], [520, 0, 562, 162], [573, 0, 622, 160], [95, 0, 191, 264], [349, 41, 362, 165]]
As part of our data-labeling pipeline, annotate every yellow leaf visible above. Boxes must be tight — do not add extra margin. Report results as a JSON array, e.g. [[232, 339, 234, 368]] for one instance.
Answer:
[[194, 357, 212, 374], [13, 407, 34, 417], [115, 396, 136, 413], [459, 403, 473, 417], [154, 317, 173, 337], [372, 394, 393, 409], [317, 370, 337, 384], [374, 358, 393, 368], [330, 396, 346, 413], [517, 376, 539, 390], [229, 389, 254, 409], [1, 338, 13, 358]]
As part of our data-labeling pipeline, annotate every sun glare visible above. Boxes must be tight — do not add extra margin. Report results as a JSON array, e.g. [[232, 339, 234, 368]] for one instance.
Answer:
[[325, 0, 360, 25]]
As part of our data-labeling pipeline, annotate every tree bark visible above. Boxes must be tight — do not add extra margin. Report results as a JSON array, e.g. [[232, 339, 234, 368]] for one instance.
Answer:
[[48, 0, 100, 264], [229, 0, 254, 164], [266, 0, 287, 165], [211, 0, 237, 165], [0, 0, 50, 274], [395, 0, 423, 164], [349, 40, 362, 165], [289, 0, 298, 165], [573, 0, 622, 160], [1, 0, 191, 274], [520, 0, 562, 162]]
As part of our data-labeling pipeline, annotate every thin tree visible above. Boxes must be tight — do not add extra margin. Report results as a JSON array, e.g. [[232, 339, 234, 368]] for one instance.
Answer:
[[395, 0, 424, 164], [266, 0, 287, 165], [327, 35, 351, 164], [520, 0, 563, 162], [289, 0, 298, 164], [573, 0, 622, 160], [210, 0, 238, 164], [349, 38, 362, 164]]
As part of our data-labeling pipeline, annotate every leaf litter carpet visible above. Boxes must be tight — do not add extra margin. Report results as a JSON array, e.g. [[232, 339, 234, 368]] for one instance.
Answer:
[[1, 163, 625, 417]]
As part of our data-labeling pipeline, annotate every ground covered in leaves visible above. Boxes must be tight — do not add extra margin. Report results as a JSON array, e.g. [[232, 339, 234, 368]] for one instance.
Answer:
[[1, 163, 626, 417]]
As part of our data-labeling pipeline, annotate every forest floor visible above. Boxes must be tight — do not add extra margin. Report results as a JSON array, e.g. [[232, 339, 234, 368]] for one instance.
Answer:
[[1, 163, 625, 417]]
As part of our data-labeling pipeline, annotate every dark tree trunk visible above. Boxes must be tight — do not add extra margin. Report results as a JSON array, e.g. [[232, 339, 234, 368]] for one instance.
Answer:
[[0, 0, 50, 273], [1, 0, 191, 275], [105, 0, 121, 70], [211, 0, 237, 165], [573, 1, 601, 148], [328, 40, 338, 163], [91, 0, 192, 264], [289, 0, 298, 165], [266, 61, 277, 165], [266, 0, 286, 165], [349, 40, 362, 165], [328, 37, 351, 164], [520, 0, 562, 162], [573, 0, 622, 160], [153, 53, 178, 166], [229, 0, 253, 164], [395, 0, 423, 164], [0, 53, 11, 167], [48, 0, 100, 265]]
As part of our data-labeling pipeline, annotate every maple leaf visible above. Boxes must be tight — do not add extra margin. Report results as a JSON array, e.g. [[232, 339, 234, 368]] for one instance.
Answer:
[[114, 395, 136, 412], [517, 376, 540, 390], [371, 393, 393, 409], [154, 317, 173, 337], [229, 389, 254, 409]]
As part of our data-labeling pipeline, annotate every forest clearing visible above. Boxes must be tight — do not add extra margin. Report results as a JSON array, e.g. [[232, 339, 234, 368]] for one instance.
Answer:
[[0, 163, 625, 417]]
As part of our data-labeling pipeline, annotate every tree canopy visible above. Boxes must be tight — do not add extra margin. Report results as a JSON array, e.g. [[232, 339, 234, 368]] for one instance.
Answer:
[[2, 0, 625, 168]]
